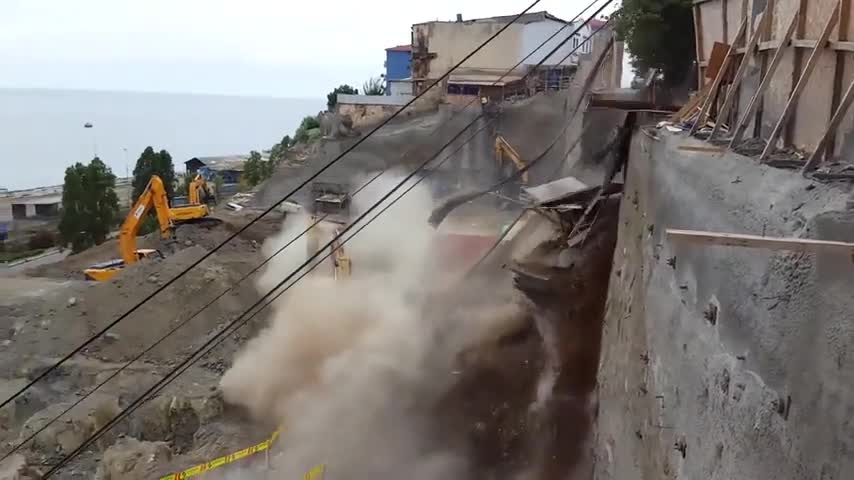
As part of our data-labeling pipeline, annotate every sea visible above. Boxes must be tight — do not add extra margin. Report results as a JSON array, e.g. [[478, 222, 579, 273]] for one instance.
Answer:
[[0, 88, 325, 190]]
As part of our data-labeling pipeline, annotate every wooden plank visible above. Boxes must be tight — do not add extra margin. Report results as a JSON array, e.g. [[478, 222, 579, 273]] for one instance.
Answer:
[[760, 1, 841, 163], [830, 40, 854, 51], [828, 0, 851, 160], [802, 79, 854, 173], [694, 4, 705, 91], [723, 0, 729, 44], [678, 145, 726, 152], [706, 42, 735, 79], [729, 10, 800, 148], [690, 18, 749, 136], [711, 10, 770, 139], [667, 228, 854, 257], [786, 0, 811, 146]]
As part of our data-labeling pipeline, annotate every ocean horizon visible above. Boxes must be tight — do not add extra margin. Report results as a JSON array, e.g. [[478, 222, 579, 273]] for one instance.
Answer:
[[0, 88, 324, 190]]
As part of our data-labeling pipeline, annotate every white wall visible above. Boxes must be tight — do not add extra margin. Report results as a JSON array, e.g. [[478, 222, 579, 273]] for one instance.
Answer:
[[520, 19, 579, 66]]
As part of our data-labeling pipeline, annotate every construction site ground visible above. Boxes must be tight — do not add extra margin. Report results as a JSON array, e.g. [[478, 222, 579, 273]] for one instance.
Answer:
[[0, 81, 624, 479]]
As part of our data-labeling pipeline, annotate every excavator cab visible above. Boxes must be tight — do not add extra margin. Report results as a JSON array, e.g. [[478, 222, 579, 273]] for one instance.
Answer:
[[83, 175, 220, 282]]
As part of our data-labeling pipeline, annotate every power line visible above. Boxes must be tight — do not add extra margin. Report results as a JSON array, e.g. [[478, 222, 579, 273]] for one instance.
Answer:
[[112, 118, 500, 416], [40, 112, 488, 477], [1, 0, 611, 452], [0, 0, 548, 413], [37, 4, 614, 473]]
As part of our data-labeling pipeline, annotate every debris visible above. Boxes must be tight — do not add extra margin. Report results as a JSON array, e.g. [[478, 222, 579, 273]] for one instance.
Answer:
[[67, 297, 77, 308], [184, 240, 194, 247], [104, 333, 121, 343], [147, 275, 159, 284]]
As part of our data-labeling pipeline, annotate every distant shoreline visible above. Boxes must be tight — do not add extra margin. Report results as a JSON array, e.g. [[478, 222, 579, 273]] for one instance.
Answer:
[[0, 86, 323, 103]]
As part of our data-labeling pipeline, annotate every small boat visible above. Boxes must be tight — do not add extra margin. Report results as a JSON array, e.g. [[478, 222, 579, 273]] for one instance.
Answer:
[[84, 122, 93, 128]]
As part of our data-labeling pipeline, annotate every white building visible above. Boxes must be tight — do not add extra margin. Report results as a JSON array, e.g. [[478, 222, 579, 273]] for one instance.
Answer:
[[411, 12, 614, 98]]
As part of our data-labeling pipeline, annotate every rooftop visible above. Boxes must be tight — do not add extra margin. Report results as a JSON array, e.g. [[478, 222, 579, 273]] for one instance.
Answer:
[[186, 155, 257, 172], [589, 18, 608, 29], [386, 44, 412, 52], [415, 10, 567, 26]]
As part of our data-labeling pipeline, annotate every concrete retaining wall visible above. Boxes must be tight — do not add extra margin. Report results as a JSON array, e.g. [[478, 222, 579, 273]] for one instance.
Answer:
[[595, 129, 854, 479]]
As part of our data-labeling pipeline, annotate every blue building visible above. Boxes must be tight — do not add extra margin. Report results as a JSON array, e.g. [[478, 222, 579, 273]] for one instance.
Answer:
[[385, 45, 412, 95]]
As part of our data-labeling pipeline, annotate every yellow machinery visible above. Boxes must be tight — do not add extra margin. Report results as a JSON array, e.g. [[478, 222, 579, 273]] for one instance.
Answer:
[[307, 216, 351, 279], [188, 174, 214, 206], [84, 175, 218, 281], [495, 135, 529, 184]]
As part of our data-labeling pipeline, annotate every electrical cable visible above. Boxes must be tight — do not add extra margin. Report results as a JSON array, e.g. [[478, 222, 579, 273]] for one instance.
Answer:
[[118, 118, 500, 415], [40, 112, 487, 477], [0, 169, 385, 463], [37, 4, 615, 474], [0, 0, 548, 413], [1, 1, 611, 455]]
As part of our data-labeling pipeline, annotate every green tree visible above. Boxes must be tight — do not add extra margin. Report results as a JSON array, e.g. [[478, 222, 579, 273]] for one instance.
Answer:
[[326, 84, 358, 110], [131, 147, 176, 201], [243, 150, 264, 187], [59, 157, 120, 252], [613, 1, 695, 85], [362, 76, 385, 96], [269, 135, 291, 164], [293, 116, 322, 145]]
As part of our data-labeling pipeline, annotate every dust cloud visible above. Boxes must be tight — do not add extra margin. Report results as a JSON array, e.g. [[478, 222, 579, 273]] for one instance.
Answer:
[[220, 173, 522, 479]]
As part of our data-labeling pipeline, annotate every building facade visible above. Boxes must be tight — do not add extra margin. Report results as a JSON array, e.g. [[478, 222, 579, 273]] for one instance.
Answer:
[[410, 11, 596, 99], [385, 45, 412, 96]]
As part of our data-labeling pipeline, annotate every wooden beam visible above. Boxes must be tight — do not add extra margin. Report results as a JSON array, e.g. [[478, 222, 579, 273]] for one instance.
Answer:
[[667, 228, 854, 258], [690, 17, 749, 136], [802, 79, 854, 173], [759, 1, 840, 163], [729, 10, 800, 148], [711, 10, 770, 139], [828, 0, 851, 160], [694, 4, 706, 90], [678, 145, 726, 152], [786, 0, 810, 145]]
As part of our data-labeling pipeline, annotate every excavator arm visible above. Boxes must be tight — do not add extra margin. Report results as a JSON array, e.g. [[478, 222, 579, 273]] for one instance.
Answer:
[[188, 174, 211, 205], [118, 175, 174, 264], [495, 136, 529, 184]]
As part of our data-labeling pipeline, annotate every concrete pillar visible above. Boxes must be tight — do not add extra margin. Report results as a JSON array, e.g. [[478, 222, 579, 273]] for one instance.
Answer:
[[25, 204, 35, 218]]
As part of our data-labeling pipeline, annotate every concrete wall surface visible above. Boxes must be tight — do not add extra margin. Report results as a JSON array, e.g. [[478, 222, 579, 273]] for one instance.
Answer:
[[595, 129, 854, 479]]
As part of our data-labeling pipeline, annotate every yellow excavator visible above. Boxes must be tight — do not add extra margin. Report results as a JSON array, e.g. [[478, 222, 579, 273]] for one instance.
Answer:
[[495, 135, 529, 184], [84, 175, 218, 281]]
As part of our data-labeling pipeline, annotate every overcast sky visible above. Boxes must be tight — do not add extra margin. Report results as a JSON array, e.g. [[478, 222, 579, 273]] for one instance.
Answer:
[[1, 0, 624, 98]]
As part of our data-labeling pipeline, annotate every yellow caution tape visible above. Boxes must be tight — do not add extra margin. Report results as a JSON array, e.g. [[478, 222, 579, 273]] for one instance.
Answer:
[[304, 464, 326, 480], [157, 429, 324, 480], [158, 430, 279, 480]]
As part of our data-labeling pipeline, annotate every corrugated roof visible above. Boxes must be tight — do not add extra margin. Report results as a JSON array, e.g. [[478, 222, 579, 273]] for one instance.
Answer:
[[386, 44, 412, 52], [187, 155, 252, 172]]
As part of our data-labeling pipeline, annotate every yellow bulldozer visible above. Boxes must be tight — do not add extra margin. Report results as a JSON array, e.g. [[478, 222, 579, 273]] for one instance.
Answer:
[[84, 175, 219, 281]]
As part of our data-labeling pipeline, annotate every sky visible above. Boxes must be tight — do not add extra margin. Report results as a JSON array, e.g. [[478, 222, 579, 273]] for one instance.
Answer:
[[1, 0, 626, 98]]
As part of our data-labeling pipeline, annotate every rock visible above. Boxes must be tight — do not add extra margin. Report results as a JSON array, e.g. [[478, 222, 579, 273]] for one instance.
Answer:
[[67, 297, 77, 307], [147, 275, 158, 284], [95, 437, 170, 480], [104, 333, 120, 343], [184, 240, 194, 247]]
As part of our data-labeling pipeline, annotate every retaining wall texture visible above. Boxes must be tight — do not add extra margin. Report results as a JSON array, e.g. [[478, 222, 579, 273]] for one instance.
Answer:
[[595, 130, 854, 479]]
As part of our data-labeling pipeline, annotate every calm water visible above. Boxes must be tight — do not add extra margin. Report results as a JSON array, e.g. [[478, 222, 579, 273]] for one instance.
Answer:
[[0, 88, 324, 189]]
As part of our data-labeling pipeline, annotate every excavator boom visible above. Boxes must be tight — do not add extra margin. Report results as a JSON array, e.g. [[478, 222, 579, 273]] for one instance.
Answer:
[[495, 136, 529, 184]]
